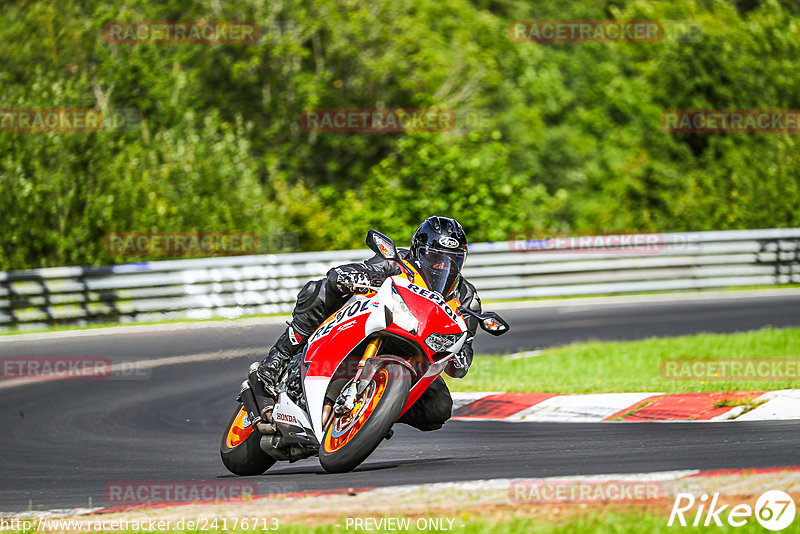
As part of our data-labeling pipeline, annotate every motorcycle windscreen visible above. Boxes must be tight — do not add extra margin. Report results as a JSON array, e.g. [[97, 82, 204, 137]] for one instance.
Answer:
[[415, 247, 464, 299]]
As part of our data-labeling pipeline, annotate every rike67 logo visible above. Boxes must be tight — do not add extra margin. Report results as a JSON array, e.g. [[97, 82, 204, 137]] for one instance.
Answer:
[[669, 490, 796, 531]]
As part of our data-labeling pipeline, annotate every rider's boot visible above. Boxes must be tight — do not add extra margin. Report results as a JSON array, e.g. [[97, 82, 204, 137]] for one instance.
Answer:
[[255, 326, 307, 417]]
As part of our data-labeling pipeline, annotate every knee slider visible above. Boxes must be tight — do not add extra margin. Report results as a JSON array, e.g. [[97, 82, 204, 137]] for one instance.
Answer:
[[291, 279, 329, 337], [295, 279, 324, 312]]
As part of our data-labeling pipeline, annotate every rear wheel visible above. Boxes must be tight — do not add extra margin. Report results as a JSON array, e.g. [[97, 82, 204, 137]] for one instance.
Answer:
[[220, 404, 275, 476], [319, 361, 411, 473]]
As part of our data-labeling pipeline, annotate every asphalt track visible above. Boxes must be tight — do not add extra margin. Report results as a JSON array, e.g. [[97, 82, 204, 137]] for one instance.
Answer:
[[1, 291, 799, 513]]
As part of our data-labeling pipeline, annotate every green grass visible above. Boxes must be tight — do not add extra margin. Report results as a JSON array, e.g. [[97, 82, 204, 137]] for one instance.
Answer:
[[9, 510, 775, 533], [449, 327, 800, 394]]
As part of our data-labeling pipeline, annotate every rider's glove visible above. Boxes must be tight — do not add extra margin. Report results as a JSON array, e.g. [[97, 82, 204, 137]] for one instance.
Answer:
[[335, 271, 378, 294], [452, 351, 470, 371], [445, 342, 473, 379]]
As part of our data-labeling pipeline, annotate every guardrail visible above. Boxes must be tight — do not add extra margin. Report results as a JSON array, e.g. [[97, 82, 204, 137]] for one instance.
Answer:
[[1, 228, 799, 331]]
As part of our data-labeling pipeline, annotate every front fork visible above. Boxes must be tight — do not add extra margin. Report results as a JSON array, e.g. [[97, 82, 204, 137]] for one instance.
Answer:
[[333, 336, 383, 416]]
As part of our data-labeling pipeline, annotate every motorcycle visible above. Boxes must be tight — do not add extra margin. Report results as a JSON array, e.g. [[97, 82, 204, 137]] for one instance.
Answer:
[[220, 230, 510, 475]]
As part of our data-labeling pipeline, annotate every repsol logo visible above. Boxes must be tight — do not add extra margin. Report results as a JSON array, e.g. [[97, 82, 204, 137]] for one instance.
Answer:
[[406, 283, 445, 304], [334, 299, 371, 322], [406, 284, 459, 322], [274, 412, 299, 425], [309, 299, 371, 343]]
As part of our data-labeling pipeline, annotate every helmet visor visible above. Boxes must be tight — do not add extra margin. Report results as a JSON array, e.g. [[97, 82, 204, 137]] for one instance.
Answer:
[[415, 246, 465, 298]]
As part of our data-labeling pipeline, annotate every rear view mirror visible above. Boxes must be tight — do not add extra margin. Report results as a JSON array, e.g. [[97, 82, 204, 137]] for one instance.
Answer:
[[480, 313, 510, 336], [459, 308, 510, 336], [366, 230, 398, 261]]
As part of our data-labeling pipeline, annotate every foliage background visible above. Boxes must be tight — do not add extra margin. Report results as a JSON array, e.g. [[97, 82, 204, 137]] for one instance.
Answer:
[[1, 0, 798, 269]]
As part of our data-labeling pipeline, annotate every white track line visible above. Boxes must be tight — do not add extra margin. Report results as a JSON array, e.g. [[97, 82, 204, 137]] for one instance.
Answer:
[[0, 316, 289, 343], [490, 288, 800, 311]]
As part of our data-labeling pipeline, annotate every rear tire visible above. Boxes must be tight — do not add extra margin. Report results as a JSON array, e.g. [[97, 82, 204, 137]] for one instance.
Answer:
[[319, 361, 411, 473], [220, 404, 275, 476]]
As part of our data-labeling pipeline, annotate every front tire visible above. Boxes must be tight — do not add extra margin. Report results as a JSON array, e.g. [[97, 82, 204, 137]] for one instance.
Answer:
[[319, 361, 411, 473], [220, 404, 275, 476]]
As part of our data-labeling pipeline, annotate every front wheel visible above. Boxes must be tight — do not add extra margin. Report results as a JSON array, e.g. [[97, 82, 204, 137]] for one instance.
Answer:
[[319, 361, 411, 473], [220, 404, 276, 476]]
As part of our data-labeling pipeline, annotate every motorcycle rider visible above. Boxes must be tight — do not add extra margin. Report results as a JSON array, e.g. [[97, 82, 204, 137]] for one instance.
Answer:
[[255, 216, 482, 431]]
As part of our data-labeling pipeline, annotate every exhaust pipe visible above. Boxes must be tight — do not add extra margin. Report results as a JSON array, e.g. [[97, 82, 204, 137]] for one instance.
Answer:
[[260, 434, 291, 460], [248, 362, 274, 421], [239, 381, 276, 434], [238, 380, 262, 427]]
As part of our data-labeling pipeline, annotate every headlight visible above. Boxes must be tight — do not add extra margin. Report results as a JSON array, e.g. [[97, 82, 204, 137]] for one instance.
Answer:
[[425, 332, 462, 352], [389, 284, 418, 334]]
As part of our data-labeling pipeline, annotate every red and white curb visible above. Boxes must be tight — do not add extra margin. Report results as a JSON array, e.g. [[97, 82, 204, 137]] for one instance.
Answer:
[[451, 389, 800, 422]]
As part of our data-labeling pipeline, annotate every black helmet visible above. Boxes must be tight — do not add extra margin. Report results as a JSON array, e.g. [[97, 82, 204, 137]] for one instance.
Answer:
[[410, 216, 468, 298]]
